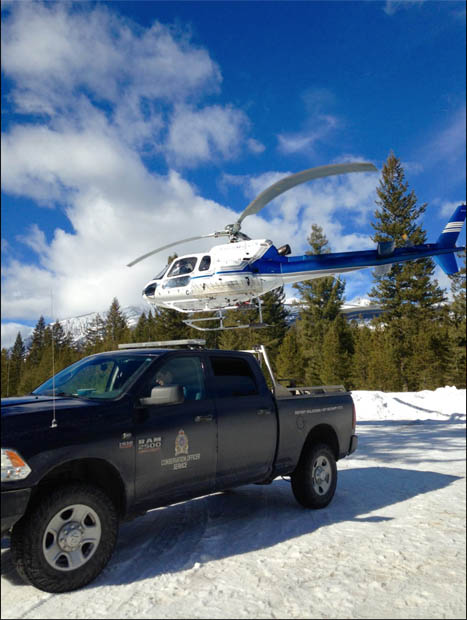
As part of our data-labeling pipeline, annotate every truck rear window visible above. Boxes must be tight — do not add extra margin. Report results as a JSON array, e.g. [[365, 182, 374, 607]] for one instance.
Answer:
[[209, 356, 258, 397]]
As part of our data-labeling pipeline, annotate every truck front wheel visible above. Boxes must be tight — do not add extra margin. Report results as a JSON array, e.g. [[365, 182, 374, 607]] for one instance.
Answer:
[[291, 443, 337, 509], [10, 484, 118, 593]]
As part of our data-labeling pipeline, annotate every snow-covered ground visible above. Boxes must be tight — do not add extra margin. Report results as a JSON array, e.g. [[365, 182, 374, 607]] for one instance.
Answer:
[[1, 387, 465, 619]]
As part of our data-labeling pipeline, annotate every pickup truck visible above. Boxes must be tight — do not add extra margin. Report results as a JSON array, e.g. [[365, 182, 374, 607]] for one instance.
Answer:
[[1, 340, 357, 593]]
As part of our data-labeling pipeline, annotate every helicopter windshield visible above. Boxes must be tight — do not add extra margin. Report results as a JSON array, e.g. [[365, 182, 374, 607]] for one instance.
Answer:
[[153, 265, 169, 280], [168, 257, 197, 277]]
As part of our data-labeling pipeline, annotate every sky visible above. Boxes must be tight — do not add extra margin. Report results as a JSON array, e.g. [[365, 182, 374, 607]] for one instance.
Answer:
[[1, 0, 466, 348]]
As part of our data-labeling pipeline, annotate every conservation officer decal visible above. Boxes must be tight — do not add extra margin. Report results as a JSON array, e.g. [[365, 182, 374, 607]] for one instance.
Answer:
[[175, 429, 189, 456], [161, 429, 201, 471]]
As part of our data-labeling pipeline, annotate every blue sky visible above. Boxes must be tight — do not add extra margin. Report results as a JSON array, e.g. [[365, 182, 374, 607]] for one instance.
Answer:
[[1, 0, 466, 347]]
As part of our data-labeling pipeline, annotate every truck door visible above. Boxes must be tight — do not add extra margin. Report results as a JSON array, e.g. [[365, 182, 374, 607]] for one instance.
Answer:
[[134, 354, 217, 506], [207, 354, 277, 490]]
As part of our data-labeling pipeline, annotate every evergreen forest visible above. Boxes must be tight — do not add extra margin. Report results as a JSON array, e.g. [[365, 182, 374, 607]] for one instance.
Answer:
[[2, 154, 466, 397]]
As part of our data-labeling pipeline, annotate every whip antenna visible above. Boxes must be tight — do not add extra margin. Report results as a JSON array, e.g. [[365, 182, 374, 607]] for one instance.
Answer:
[[50, 290, 58, 429]]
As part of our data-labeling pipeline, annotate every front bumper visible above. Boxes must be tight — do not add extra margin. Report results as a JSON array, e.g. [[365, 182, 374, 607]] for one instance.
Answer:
[[349, 434, 358, 455], [1, 488, 31, 535]]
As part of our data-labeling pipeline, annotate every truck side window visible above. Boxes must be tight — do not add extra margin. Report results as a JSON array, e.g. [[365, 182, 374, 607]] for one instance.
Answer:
[[143, 356, 206, 401], [209, 356, 258, 397]]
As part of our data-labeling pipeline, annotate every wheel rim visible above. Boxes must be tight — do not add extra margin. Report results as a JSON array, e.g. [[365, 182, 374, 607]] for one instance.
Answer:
[[311, 454, 332, 495], [42, 503, 102, 572]]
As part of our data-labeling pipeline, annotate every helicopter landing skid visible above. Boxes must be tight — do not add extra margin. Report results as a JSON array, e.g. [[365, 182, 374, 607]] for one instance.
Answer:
[[183, 299, 269, 331]]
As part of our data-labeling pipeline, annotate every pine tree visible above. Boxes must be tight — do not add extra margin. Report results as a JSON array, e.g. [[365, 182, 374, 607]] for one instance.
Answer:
[[84, 313, 106, 353], [275, 324, 305, 384], [133, 312, 149, 343], [8, 332, 25, 396], [26, 316, 46, 366], [365, 326, 398, 391], [294, 224, 346, 385], [255, 288, 289, 359], [51, 320, 75, 371], [370, 153, 446, 320], [34, 325, 55, 387], [408, 320, 452, 390], [103, 298, 130, 349], [448, 251, 466, 387], [1, 348, 10, 397], [152, 307, 191, 341], [369, 152, 448, 390], [220, 288, 289, 365], [320, 314, 354, 389], [350, 324, 373, 389], [19, 316, 49, 394]]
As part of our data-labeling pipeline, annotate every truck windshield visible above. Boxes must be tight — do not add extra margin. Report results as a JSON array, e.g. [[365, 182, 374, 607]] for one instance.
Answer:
[[32, 354, 156, 400]]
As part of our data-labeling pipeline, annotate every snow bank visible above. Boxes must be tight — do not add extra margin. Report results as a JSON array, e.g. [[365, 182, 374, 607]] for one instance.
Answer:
[[352, 386, 466, 423]]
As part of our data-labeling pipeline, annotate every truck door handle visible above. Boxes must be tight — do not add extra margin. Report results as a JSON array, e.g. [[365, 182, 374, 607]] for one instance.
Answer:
[[257, 408, 272, 416], [194, 415, 213, 423]]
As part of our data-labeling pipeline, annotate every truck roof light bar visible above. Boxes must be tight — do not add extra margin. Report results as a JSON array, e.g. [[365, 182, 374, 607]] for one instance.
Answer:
[[118, 339, 206, 350]]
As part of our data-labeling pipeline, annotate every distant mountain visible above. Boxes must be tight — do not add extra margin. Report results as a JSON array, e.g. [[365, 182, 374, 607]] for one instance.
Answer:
[[52, 304, 147, 345], [284, 296, 382, 325]]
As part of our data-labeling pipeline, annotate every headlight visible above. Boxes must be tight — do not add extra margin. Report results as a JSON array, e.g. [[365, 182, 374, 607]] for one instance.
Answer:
[[1, 449, 32, 481]]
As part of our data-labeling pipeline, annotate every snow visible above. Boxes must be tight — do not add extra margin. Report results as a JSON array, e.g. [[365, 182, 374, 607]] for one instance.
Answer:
[[1, 387, 465, 619]]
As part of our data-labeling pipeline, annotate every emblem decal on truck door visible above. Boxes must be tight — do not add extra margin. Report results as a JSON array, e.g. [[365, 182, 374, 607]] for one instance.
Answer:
[[161, 430, 201, 470], [175, 429, 189, 455]]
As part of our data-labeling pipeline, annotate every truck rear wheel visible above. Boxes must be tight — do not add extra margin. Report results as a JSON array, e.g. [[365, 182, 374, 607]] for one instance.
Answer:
[[10, 484, 118, 593], [291, 443, 337, 509]]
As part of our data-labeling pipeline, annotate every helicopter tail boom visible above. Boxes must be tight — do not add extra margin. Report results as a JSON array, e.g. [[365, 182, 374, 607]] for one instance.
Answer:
[[433, 204, 466, 275]]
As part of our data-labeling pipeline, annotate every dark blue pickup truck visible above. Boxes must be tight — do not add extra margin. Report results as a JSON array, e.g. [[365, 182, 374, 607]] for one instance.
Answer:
[[1, 341, 357, 593]]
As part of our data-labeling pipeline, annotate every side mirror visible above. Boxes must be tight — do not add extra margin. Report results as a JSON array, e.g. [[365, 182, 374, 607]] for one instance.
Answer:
[[140, 385, 184, 406]]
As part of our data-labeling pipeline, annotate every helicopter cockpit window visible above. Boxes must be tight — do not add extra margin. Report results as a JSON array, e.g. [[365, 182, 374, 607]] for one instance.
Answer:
[[168, 257, 197, 277], [199, 255, 211, 271]]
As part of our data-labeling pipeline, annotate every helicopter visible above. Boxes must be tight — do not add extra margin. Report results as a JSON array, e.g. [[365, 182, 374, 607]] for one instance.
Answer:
[[127, 162, 466, 331]]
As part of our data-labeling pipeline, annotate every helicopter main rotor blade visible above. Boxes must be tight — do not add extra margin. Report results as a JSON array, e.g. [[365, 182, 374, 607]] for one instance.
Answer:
[[127, 233, 223, 267], [235, 162, 378, 228]]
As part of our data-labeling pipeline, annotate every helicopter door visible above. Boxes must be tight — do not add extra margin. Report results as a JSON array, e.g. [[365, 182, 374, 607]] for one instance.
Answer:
[[161, 256, 198, 294]]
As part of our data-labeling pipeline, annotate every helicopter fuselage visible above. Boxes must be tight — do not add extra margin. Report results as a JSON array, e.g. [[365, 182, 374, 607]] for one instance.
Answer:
[[141, 236, 461, 314]]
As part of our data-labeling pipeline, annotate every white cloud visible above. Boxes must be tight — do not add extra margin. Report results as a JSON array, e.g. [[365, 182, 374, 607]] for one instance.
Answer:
[[1, 1, 251, 161], [278, 114, 339, 155], [16, 224, 49, 257], [1, 323, 34, 350], [1, 2, 381, 324], [384, 1, 426, 17], [1, 116, 257, 319], [166, 104, 249, 167], [247, 138, 265, 154], [438, 200, 465, 218], [277, 87, 340, 155], [1, 2, 221, 114], [419, 105, 466, 172]]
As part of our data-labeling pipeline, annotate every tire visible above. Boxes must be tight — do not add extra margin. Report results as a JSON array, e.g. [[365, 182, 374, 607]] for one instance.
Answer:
[[291, 443, 337, 509], [10, 484, 118, 593]]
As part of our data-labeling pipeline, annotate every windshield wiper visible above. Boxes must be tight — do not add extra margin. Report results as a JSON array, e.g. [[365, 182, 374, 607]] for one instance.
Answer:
[[36, 390, 79, 398]]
